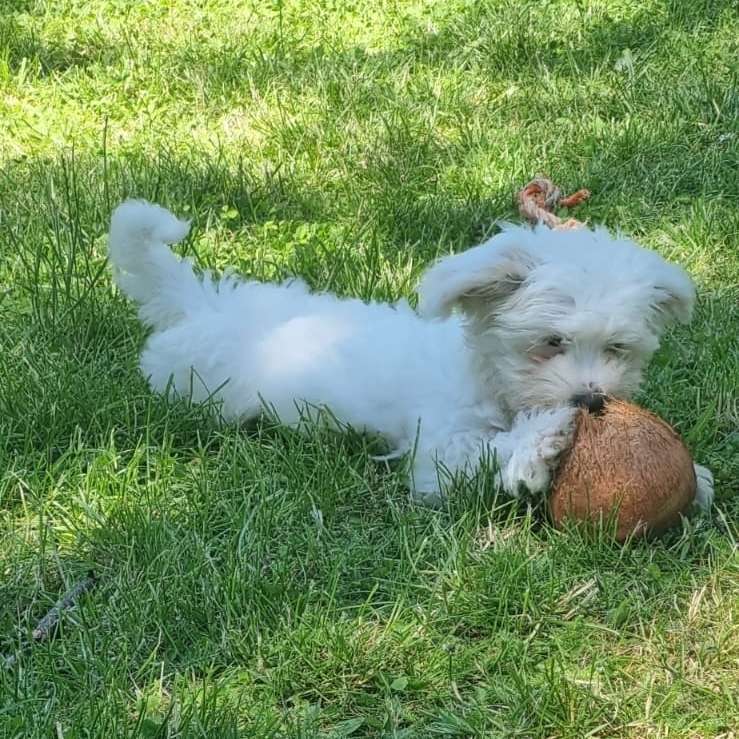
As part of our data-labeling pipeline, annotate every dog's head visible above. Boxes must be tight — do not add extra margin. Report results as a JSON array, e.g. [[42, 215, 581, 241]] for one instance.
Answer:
[[418, 224, 695, 417]]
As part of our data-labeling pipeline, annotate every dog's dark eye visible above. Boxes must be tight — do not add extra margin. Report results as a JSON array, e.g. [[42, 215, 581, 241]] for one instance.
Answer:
[[532, 336, 566, 361]]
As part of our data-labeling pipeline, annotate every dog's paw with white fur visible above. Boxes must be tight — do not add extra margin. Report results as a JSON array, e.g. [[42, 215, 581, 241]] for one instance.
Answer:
[[693, 463, 714, 511], [499, 406, 577, 497]]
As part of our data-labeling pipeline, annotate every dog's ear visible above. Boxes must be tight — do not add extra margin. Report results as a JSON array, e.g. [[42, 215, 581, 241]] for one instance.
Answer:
[[417, 237, 538, 319], [650, 262, 696, 328]]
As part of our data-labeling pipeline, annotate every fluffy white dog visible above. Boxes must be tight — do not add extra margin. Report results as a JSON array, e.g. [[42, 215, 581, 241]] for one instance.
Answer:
[[109, 200, 713, 509]]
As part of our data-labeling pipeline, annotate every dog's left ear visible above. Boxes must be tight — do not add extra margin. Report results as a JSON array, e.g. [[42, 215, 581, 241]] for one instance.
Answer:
[[650, 262, 696, 328], [417, 237, 538, 319]]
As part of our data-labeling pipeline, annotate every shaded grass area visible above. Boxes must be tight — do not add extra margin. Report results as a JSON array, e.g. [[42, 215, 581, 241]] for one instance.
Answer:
[[1, 0, 738, 736]]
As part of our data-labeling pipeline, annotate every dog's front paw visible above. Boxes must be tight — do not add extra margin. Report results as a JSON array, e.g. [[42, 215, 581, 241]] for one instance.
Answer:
[[500, 406, 577, 498], [500, 451, 552, 497], [515, 406, 577, 466], [693, 463, 714, 511], [533, 406, 577, 464]]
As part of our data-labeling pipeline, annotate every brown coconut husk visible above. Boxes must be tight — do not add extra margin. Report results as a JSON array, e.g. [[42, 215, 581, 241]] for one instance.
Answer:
[[549, 400, 697, 540]]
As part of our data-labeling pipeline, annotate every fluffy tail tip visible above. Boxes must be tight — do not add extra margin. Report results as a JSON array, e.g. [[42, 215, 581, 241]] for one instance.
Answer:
[[109, 199, 191, 252]]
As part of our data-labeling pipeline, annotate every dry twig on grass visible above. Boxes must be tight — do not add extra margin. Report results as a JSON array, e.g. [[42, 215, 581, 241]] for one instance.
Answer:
[[31, 571, 97, 641], [3, 571, 97, 669]]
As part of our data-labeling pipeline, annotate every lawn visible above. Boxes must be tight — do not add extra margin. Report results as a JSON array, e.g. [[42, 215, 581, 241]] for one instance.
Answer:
[[1, 0, 738, 736]]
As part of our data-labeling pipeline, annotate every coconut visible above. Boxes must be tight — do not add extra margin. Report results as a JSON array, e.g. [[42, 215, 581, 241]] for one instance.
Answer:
[[549, 399, 696, 540]]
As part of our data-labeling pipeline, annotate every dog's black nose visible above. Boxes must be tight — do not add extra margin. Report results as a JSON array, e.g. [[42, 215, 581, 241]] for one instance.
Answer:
[[571, 392, 606, 415]]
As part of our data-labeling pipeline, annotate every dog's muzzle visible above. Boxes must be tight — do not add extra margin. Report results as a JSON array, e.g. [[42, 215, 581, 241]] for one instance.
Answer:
[[571, 392, 607, 415]]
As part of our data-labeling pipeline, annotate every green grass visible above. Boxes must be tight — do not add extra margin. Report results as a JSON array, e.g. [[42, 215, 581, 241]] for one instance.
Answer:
[[1, 0, 738, 736]]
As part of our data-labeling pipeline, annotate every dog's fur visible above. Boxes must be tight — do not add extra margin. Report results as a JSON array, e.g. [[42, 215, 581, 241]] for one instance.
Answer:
[[109, 200, 714, 508]]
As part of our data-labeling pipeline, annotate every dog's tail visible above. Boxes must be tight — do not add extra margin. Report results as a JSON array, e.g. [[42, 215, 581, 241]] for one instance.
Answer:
[[109, 200, 209, 329]]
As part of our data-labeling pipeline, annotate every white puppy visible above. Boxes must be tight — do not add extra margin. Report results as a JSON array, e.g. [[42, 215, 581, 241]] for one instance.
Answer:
[[109, 201, 714, 509]]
